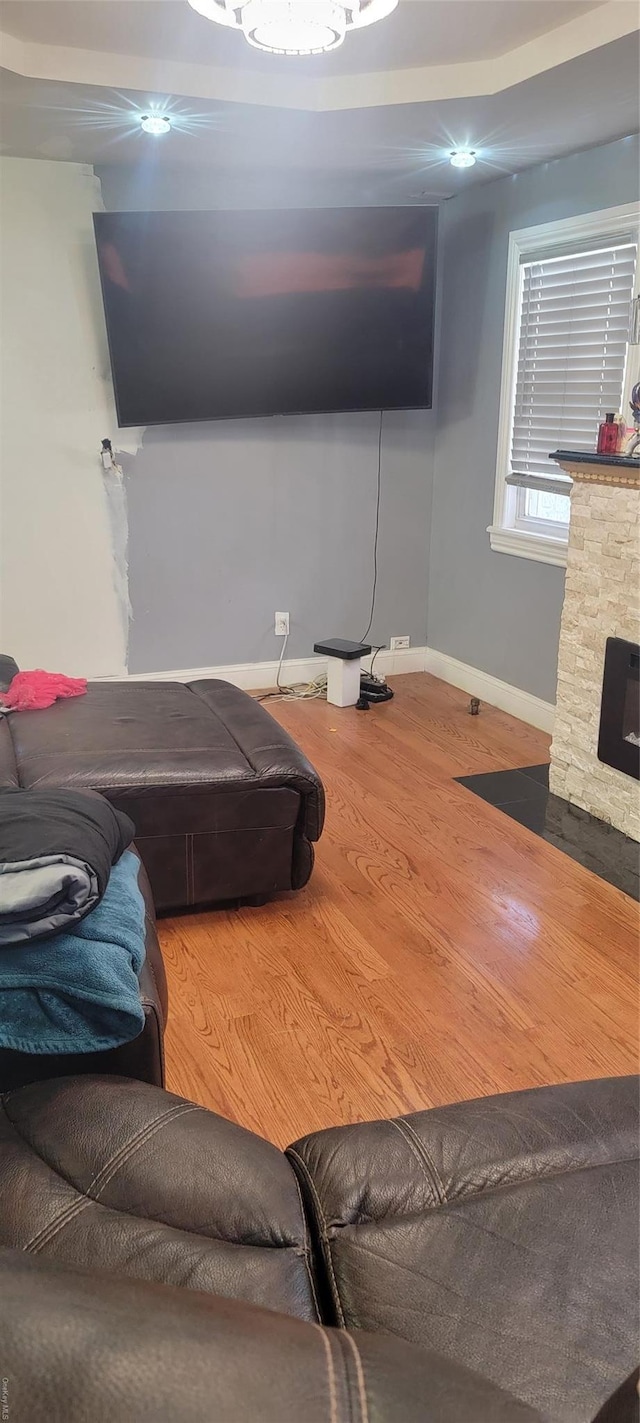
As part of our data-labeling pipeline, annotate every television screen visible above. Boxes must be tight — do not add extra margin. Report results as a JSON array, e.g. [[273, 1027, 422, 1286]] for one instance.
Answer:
[[94, 207, 438, 427]]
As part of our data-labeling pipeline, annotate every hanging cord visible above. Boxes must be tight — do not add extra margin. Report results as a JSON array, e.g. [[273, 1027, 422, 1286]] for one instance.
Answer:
[[256, 410, 384, 704], [275, 631, 289, 691], [360, 410, 383, 644], [256, 631, 328, 703], [368, 644, 385, 679]]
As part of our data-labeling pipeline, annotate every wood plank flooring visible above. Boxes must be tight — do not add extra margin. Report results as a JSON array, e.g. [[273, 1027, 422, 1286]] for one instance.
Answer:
[[159, 673, 638, 1147]]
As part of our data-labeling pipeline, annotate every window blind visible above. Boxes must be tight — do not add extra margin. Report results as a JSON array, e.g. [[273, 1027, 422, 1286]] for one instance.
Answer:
[[511, 241, 637, 480]]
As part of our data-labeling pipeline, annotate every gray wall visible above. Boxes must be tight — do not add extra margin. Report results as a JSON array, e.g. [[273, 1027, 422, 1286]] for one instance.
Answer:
[[98, 166, 435, 671], [99, 137, 639, 688], [121, 409, 432, 671], [429, 134, 640, 704]]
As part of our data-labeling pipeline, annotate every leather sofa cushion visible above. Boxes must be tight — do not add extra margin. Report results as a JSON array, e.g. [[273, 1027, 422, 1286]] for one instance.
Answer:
[[9, 681, 324, 829], [288, 1076, 639, 1423], [0, 1076, 318, 1321], [0, 1247, 542, 1423], [9, 682, 260, 790]]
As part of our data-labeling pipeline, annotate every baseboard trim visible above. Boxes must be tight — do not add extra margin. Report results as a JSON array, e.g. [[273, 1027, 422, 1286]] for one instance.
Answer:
[[98, 644, 429, 693], [424, 649, 555, 734], [99, 644, 555, 732]]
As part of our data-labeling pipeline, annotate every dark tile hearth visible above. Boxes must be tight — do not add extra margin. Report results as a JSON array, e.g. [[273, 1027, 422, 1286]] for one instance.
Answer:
[[456, 765, 639, 901]]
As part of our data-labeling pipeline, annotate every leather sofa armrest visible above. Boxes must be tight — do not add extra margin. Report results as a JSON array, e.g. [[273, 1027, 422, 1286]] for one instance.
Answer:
[[287, 1077, 639, 1421], [289, 1075, 640, 1221], [0, 1248, 542, 1423], [0, 1075, 318, 1320], [186, 680, 325, 840]]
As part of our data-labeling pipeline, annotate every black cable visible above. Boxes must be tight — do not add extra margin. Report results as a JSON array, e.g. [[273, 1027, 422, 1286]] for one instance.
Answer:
[[360, 410, 383, 645], [258, 411, 384, 703]]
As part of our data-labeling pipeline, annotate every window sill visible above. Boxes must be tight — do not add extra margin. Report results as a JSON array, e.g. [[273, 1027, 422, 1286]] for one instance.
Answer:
[[487, 525, 568, 567]]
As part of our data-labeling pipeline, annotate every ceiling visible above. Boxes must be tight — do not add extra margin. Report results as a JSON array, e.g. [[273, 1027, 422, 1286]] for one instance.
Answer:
[[0, 0, 638, 196], [0, 0, 606, 77], [1, 0, 637, 107]]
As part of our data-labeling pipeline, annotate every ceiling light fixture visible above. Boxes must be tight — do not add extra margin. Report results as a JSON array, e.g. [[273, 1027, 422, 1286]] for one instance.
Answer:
[[140, 113, 171, 135], [187, 0, 398, 56], [450, 150, 476, 168]]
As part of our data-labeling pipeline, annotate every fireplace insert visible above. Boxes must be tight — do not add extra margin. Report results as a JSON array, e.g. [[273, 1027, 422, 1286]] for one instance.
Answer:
[[598, 637, 640, 780]]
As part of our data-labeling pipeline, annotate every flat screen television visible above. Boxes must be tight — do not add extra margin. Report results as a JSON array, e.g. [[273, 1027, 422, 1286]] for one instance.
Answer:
[[94, 206, 438, 427]]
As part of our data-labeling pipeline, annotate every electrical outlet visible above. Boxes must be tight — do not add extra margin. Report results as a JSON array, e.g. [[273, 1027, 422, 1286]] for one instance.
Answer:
[[275, 611, 290, 637], [390, 635, 410, 651]]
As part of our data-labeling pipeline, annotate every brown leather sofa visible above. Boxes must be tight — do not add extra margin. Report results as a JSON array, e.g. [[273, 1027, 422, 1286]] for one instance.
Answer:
[[0, 853, 167, 1091], [0, 1072, 636, 1421], [0, 677, 324, 912]]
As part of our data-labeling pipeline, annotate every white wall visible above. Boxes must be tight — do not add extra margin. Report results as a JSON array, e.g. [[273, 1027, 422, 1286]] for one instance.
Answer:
[[0, 157, 129, 676]]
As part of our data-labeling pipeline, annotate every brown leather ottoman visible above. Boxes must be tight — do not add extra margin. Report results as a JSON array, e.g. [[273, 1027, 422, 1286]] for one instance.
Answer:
[[1, 679, 324, 913], [0, 854, 167, 1092]]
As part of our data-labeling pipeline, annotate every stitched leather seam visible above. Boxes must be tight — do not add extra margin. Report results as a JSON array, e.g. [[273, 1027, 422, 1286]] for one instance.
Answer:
[[25, 760, 254, 789], [21, 1103, 203, 1254], [134, 824, 297, 840], [183, 686, 321, 814], [329, 1333, 351, 1423], [342, 1332, 369, 1423], [22, 762, 318, 813], [27, 1105, 200, 1253], [390, 1120, 445, 1206], [312, 1325, 338, 1423], [23, 747, 238, 759], [3, 1100, 309, 1254], [292, 1168, 322, 1323], [397, 1118, 447, 1203], [88, 1104, 201, 1198], [31, 1208, 313, 1257], [341, 1148, 640, 1218], [287, 1149, 347, 1328], [185, 685, 262, 777]]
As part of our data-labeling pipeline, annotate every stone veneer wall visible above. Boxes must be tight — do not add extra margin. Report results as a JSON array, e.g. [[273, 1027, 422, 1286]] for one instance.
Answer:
[[549, 479, 640, 842]]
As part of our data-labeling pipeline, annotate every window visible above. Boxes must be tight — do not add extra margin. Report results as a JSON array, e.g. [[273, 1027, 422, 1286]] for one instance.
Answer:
[[490, 204, 639, 566]]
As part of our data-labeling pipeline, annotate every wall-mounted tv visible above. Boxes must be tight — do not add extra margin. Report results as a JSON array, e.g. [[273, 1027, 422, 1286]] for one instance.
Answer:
[[94, 206, 438, 427]]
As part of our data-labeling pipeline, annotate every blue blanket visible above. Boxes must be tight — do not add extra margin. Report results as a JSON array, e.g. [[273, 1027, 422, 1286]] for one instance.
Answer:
[[0, 850, 146, 1054]]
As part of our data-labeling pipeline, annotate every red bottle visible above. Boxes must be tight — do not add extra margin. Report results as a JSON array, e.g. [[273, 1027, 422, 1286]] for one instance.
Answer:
[[597, 413, 619, 454]]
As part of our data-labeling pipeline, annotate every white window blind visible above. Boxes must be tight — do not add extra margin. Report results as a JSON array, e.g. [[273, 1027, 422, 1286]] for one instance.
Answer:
[[511, 241, 637, 480]]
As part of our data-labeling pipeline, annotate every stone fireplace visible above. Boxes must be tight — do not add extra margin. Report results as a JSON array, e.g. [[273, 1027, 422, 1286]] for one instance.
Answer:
[[549, 456, 640, 843]]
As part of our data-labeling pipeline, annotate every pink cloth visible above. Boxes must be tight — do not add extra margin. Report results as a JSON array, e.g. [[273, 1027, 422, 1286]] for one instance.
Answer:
[[1, 670, 87, 712]]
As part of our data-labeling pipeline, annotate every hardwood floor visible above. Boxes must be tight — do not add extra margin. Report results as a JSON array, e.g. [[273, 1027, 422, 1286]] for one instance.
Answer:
[[160, 673, 638, 1147]]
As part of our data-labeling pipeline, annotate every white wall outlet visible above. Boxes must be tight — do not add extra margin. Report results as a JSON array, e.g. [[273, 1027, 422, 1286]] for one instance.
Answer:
[[390, 635, 410, 651], [275, 611, 290, 637]]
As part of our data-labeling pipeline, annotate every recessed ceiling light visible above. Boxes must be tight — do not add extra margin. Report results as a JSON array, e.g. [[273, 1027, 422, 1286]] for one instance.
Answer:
[[450, 150, 476, 169], [140, 114, 171, 136]]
